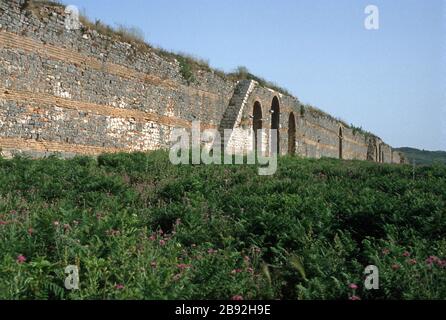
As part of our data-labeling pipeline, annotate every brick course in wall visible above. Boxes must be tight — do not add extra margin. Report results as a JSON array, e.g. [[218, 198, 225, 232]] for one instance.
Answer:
[[0, 0, 402, 164]]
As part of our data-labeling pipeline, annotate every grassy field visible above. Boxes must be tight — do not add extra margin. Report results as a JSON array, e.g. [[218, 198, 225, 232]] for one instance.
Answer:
[[0, 151, 445, 300]]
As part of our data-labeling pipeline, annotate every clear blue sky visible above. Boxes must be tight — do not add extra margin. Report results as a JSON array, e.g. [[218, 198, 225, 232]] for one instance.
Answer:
[[61, 0, 446, 151]]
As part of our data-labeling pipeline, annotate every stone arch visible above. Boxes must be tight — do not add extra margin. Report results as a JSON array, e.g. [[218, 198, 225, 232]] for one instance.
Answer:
[[288, 112, 296, 155], [253, 101, 263, 152], [338, 127, 343, 159], [271, 96, 280, 154]]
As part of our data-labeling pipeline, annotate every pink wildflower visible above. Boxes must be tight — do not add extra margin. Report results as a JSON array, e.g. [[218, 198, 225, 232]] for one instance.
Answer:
[[159, 239, 166, 246], [177, 264, 191, 270], [403, 251, 411, 257], [0, 221, 8, 226], [231, 295, 244, 301], [349, 283, 358, 290], [426, 256, 439, 266], [115, 284, 125, 290], [349, 295, 361, 301], [231, 269, 242, 275], [408, 259, 417, 265], [17, 255, 27, 264]]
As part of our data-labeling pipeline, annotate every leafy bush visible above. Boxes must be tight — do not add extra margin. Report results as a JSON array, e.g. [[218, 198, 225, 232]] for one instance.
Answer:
[[0, 153, 445, 299], [177, 56, 196, 85]]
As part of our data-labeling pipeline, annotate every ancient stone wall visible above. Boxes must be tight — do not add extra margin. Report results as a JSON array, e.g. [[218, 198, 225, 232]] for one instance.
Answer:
[[227, 84, 394, 163], [0, 0, 233, 158], [0, 0, 401, 163]]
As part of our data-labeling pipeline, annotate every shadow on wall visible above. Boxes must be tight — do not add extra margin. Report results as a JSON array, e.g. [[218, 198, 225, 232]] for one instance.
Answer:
[[270, 96, 280, 154]]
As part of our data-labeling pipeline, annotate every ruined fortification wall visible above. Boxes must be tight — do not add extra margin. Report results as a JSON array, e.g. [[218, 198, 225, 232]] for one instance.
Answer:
[[0, 0, 233, 158], [0, 0, 399, 164], [228, 85, 393, 163]]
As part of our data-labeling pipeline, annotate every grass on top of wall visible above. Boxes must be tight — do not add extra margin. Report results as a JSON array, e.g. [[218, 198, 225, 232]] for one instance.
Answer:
[[22, 0, 292, 96]]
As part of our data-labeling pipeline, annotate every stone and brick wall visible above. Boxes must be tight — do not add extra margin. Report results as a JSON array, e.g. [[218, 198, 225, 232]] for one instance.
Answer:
[[0, 0, 402, 163]]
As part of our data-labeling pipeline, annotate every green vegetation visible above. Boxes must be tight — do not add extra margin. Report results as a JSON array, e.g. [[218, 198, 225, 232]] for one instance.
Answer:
[[227, 67, 292, 97], [175, 56, 197, 85], [82, 20, 146, 44], [300, 104, 351, 129], [22, 0, 64, 10], [349, 124, 373, 138], [23, 1, 144, 44], [0, 152, 445, 300], [395, 147, 446, 166]]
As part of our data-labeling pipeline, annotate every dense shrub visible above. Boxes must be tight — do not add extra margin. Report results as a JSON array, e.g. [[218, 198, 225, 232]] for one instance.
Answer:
[[0, 152, 445, 299]]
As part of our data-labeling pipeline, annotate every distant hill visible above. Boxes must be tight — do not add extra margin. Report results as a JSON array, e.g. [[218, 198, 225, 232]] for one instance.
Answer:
[[395, 147, 446, 165]]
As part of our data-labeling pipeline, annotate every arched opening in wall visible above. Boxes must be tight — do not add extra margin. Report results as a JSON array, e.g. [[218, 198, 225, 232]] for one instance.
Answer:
[[381, 151, 385, 163], [375, 145, 379, 162], [253, 102, 263, 152], [271, 97, 280, 154], [288, 112, 296, 155], [338, 127, 343, 160]]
